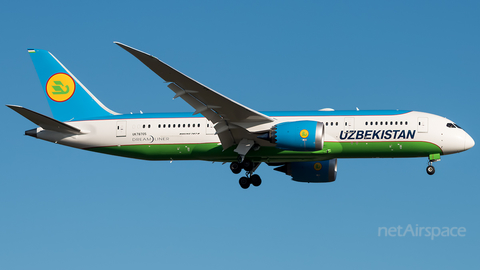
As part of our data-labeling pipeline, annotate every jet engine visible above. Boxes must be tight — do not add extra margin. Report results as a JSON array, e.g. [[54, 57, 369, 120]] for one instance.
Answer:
[[274, 159, 337, 183], [258, 121, 324, 151]]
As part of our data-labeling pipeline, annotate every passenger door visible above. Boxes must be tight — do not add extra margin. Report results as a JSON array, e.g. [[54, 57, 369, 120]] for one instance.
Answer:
[[418, 118, 428, 133], [116, 121, 127, 137], [344, 117, 355, 132], [206, 120, 216, 135]]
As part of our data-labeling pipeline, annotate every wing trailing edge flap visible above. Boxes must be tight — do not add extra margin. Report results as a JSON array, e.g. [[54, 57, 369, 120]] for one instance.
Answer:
[[114, 42, 274, 150], [167, 83, 222, 123], [7, 105, 84, 135], [215, 120, 275, 150]]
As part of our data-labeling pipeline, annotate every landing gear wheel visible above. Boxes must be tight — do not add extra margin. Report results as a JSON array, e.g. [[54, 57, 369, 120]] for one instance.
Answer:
[[250, 174, 262, 187], [242, 160, 254, 171], [230, 162, 242, 174], [239, 177, 250, 189], [426, 165, 435, 175]]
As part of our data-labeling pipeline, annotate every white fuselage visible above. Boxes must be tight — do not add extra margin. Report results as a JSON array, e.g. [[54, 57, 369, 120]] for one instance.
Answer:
[[32, 111, 473, 160]]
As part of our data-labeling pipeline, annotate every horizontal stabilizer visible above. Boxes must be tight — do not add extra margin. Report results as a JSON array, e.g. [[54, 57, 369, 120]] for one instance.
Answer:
[[6, 105, 83, 135]]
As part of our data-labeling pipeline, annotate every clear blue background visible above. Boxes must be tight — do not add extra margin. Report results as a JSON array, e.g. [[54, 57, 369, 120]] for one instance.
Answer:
[[1, 1, 479, 269]]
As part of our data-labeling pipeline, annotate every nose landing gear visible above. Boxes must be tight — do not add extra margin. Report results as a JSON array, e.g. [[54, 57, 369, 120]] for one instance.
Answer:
[[231, 160, 262, 189], [426, 154, 441, 175], [426, 164, 435, 175]]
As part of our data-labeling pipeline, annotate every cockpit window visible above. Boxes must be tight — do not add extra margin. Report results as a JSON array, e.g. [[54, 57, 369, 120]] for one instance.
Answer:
[[447, 123, 463, 129]]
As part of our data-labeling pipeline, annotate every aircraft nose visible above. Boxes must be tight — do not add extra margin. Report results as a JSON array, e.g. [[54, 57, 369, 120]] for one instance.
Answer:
[[465, 133, 475, 150]]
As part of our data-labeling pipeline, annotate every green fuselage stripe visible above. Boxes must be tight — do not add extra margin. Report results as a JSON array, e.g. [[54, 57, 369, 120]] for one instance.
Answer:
[[87, 141, 442, 162]]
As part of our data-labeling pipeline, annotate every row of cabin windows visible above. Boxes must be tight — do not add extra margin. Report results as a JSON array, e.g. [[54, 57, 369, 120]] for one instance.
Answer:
[[324, 121, 408, 127], [137, 123, 201, 129], [364, 121, 408, 126], [159, 123, 201, 128], [136, 120, 411, 129]]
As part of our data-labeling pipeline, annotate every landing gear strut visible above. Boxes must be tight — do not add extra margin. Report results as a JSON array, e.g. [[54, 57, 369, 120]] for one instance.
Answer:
[[426, 154, 440, 175], [230, 159, 262, 189]]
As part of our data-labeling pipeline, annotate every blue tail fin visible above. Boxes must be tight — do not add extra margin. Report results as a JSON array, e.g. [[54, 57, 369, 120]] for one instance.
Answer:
[[28, 49, 118, 122]]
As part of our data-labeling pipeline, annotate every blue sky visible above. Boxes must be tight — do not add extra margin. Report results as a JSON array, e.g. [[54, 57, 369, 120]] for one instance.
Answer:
[[1, 1, 479, 269]]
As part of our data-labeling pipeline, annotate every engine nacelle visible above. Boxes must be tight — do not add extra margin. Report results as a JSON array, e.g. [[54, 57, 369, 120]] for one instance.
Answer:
[[274, 159, 337, 183], [259, 121, 324, 151]]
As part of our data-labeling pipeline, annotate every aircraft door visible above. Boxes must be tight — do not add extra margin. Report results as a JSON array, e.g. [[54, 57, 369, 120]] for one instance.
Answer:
[[206, 120, 216, 135], [116, 121, 127, 137], [418, 117, 428, 133], [344, 117, 355, 132]]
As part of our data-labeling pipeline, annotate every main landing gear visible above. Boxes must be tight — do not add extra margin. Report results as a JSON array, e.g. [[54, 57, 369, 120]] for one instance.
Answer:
[[230, 160, 261, 189]]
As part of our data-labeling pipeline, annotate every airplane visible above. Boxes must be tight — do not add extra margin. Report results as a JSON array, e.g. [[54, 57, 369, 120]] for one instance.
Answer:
[[7, 42, 475, 189]]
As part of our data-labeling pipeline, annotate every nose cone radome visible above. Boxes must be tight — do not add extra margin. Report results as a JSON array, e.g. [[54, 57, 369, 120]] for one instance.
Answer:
[[465, 133, 475, 150]]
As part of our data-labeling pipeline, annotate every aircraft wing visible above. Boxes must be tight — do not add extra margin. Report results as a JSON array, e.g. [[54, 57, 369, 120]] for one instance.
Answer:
[[115, 42, 274, 150]]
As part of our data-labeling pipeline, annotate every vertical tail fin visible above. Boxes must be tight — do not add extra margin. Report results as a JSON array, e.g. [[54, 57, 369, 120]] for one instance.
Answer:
[[28, 49, 118, 122]]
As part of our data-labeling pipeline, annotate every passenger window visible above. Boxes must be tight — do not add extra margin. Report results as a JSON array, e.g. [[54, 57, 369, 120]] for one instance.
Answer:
[[405, 121, 408, 125], [336, 122, 338, 126], [188, 124, 190, 127], [143, 125, 145, 128], [183, 124, 185, 128], [193, 124, 195, 127]]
